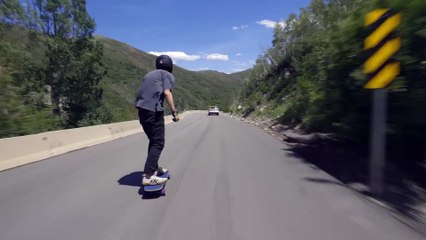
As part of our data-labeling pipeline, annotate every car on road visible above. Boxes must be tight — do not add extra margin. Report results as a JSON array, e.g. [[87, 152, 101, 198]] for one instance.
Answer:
[[208, 106, 219, 116]]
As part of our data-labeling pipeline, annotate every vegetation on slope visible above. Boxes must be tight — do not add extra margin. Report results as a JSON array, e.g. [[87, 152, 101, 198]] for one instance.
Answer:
[[0, 0, 248, 138], [237, 0, 426, 179]]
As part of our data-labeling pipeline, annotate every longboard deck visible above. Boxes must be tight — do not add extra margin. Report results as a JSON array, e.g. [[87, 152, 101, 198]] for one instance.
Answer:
[[143, 172, 170, 192]]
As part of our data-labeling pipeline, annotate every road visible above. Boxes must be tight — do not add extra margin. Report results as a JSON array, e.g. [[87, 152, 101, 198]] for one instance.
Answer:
[[0, 112, 423, 240]]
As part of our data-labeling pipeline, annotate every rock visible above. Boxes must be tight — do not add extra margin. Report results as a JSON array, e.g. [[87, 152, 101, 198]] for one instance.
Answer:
[[282, 132, 324, 144]]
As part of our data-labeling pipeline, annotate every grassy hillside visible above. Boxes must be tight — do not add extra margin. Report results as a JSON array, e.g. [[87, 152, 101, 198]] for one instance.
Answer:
[[0, 26, 249, 137], [97, 36, 249, 122], [0, 24, 62, 136]]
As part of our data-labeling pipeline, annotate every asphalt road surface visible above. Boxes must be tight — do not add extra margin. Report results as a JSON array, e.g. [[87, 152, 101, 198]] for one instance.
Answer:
[[0, 112, 423, 240]]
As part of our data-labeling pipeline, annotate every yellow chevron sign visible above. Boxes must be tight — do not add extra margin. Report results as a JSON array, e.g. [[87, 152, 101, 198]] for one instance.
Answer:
[[363, 9, 401, 89]]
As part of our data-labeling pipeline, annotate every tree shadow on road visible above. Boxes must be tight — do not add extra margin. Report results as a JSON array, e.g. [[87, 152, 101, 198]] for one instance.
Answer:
[[285, 140, 426, 226], [117, 172, 164, 200]]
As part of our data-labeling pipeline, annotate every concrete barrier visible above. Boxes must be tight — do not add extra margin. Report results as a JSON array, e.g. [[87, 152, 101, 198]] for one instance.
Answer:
[[0, 111, 196, 171]]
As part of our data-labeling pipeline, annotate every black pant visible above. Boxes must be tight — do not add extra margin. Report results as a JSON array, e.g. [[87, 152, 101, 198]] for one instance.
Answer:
[[138, 108, 165, 175]]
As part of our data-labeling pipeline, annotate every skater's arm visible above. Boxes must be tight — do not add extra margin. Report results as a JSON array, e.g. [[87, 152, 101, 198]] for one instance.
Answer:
[[164, 89, 176, 112], [164, 89, 180, 122]]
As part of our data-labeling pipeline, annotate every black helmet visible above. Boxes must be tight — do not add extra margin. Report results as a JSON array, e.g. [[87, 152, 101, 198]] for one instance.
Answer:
[[156, 55, 173, 73]]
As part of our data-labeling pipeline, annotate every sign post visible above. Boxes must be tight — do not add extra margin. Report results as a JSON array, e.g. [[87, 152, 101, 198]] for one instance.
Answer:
[[363, 9, 401, 196], [369, 89, 387, 195]]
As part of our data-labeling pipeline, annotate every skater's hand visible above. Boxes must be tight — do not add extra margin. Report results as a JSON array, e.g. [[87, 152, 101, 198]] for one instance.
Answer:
[[173, 114, 180, 122], [172, 110, 180, 122]]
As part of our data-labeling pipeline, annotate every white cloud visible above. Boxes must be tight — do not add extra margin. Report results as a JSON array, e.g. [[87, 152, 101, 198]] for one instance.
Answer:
[[195, 67, 210, 71], [256, 19, 285, 29], [205, 53, 229, 61], [236, 53, 242, 56], [232, 25, 248, 30], [148, 51, 200, 61], [149, 51, 229, 62]]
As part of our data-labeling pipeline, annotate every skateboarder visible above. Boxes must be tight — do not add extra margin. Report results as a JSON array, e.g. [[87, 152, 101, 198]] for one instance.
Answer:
[[135, 55, 180, 186]]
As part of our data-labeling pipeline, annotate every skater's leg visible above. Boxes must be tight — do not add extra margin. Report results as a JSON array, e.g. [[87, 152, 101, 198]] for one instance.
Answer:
[[144, 111, 165, 175], [139, 109, 165, 176]]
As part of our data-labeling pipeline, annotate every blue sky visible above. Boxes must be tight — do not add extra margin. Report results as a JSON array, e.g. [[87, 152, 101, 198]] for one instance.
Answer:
[[86, 0, 311, 73]]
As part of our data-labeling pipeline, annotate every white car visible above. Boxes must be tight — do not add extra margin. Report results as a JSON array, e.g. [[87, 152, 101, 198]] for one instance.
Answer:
[[208, 106, 219, 116]]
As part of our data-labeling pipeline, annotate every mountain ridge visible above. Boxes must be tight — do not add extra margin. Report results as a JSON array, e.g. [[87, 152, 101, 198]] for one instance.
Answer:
[[96, 35, 251, 122]]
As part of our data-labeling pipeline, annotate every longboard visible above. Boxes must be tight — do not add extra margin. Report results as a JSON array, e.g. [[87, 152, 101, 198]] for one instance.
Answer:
[[143, 172, 170, 195]]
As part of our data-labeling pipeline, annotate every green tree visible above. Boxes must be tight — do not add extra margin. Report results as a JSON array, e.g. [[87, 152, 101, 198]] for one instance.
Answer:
[[29, 0, 107, 127], [0, 0, 24, 23], [240, 0, 426, 178]]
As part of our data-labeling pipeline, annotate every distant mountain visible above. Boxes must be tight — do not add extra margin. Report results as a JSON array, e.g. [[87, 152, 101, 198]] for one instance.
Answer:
[[97, 36, 250, 121]]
